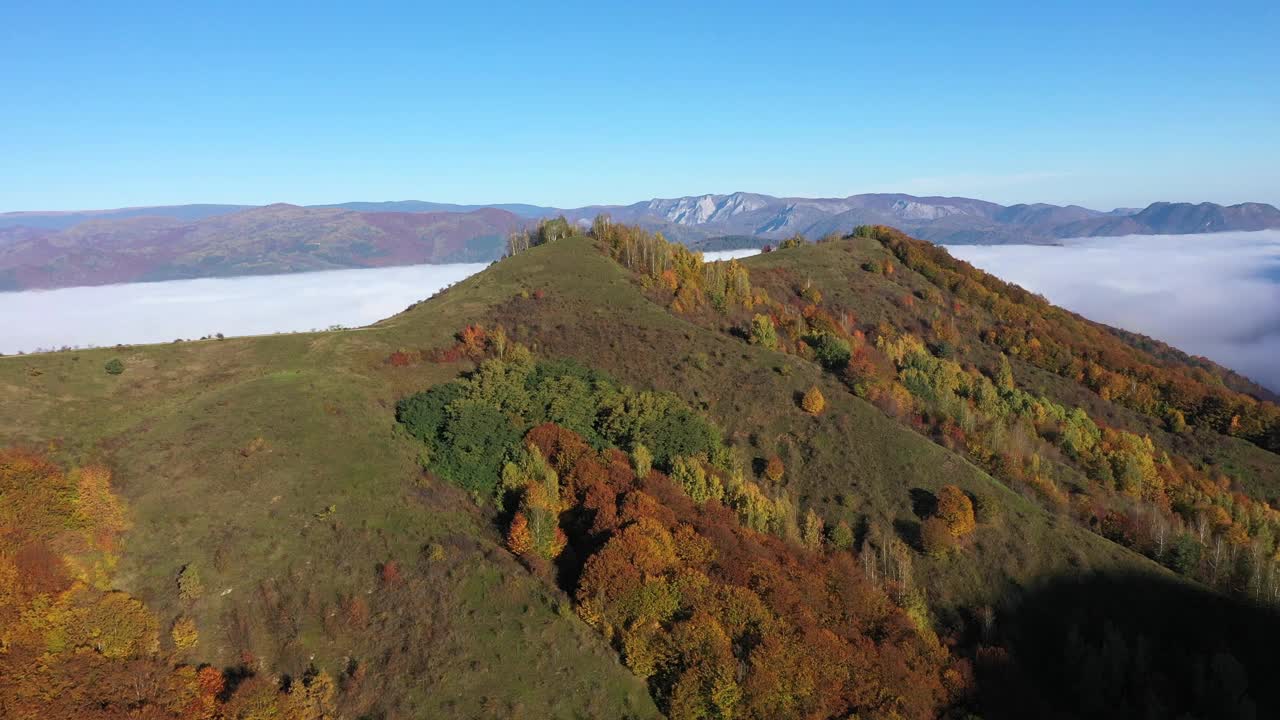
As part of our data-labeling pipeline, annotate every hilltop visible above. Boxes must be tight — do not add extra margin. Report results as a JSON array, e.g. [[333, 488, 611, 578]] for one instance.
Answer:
[[3, 227, 1280, 718]]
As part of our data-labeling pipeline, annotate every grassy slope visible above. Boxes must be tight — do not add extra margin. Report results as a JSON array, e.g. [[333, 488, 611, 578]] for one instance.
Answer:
[[0, 274, 656, 718], [0, 235, 1202, 714], [411, 238, 1164, 611]]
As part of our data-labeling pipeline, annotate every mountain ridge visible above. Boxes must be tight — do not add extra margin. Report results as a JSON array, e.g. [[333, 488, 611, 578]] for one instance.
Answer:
[[2, 193, 1277, 291], [0, 204, 522, 290]]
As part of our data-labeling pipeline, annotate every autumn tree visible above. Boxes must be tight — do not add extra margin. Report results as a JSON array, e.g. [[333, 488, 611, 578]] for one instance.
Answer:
[[723, 472, 776, 532], [778, 233, 806, 249], [764, 456, 785, 483], [749, 314, 778, 349], [74, 465, 128, 547], [921, 517, 958, 557], [671, 456, 724, 505], [936, 485, 976, 537], [272, 669, 337, 715], [829, 520, 855, 551], [801, 385, 826, 415], [178, 564, 203, 602], [172, 615, 199, 650], [994, 353, 1015, 390], [632, 443, 653, 478], [502, 446, 567, 560], [843, 346, 879, 395], [801, 508, 824, 550], [379, 559, 402, 585], [506, 512, 533, 555]]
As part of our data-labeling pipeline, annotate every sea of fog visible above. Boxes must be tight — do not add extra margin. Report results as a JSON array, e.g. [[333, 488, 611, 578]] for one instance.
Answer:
[[946, 230, 1280, 393], [0, 249, 761, 354]]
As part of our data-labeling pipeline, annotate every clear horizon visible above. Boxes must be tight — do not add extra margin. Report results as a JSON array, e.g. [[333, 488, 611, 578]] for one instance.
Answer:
[[3, 2, 1276, 213], [3, 190, 1277, 217]]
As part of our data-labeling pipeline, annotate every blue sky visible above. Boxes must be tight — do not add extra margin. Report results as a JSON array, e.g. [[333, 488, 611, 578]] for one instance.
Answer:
[[2, 1, 1277, 212]]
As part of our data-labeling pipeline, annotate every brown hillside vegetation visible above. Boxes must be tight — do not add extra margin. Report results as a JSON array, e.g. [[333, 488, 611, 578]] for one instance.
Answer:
[[396, 352, 964, 717], [0, 450, 336, 719]]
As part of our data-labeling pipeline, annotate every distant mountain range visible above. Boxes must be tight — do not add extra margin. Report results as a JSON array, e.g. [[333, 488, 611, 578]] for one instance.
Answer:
[[0, 205, 521, 291], [1, 194, 1277, 291], [570, 193, 1280, 247]]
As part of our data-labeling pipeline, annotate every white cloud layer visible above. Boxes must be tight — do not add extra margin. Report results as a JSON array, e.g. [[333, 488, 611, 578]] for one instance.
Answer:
[[0, 248, 762, 356], [946, 231, 1280, 392], [702, 249, 762, 262], [0, 262, 489, 353]]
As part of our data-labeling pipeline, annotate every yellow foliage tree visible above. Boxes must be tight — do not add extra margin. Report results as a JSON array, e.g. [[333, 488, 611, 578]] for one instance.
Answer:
[[283, 669, 338, 720], [801, 509, 824, 550], [632, 443, 653, 478], [830, 520, 855, 551], [51, 585, 161, 658], [801, 386, 826, 415], [74, 465, 128, 549], [178, 564, 204, 603], [172, 615, 199, 650]]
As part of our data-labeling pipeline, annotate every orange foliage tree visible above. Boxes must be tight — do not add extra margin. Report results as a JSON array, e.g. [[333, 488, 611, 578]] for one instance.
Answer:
[[936, 485, 976, 537], [921, 517, 958, 557], [764, 456, 785, 483], [518, 424, 963, 719]]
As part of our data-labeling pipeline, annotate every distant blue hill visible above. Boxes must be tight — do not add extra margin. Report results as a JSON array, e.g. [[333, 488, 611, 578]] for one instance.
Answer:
[[3, 194, 1277, 246], [315, 200, 556, 218], [0, 204, 250, 231]]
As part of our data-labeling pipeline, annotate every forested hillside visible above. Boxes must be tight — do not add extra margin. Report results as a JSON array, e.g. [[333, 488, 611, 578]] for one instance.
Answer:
[[3, 223, 1279, 718]]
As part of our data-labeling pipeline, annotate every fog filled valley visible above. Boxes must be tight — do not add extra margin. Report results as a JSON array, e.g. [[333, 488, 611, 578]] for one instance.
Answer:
[[0, 261, 488, 353], [0, 249, 755, 353], [948, 230, 1280, 393]]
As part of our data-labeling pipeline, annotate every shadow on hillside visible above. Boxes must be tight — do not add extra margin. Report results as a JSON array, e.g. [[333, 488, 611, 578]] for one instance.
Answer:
[[909, 487, 937, 518], [979, 571, 1280, 720], [892, 517, 922, 552]]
